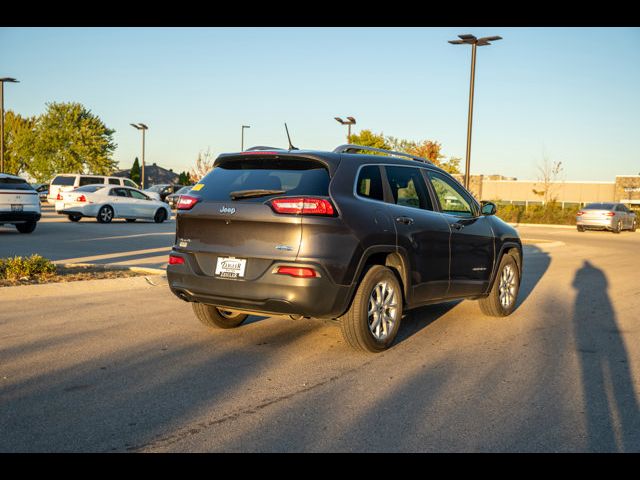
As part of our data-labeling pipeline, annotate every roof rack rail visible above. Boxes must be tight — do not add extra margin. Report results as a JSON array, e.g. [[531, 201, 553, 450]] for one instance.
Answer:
[[244, 146, 287, 151], [333, 144, 432, 164]]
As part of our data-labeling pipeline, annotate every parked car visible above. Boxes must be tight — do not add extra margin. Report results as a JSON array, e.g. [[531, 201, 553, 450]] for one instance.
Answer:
[[166, 185, 194, 209], [0, 174, 41, 233], [576, 202, 637, 233], [47, 174, 140, 205], [144, 184, 183, 203], [166, 145, 523, 352], [54, 184, 172, 223], [31, 183, 49, 202]]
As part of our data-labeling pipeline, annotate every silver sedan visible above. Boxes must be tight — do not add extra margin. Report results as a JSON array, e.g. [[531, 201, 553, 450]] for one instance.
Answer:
[[576, 203, 637, 233]]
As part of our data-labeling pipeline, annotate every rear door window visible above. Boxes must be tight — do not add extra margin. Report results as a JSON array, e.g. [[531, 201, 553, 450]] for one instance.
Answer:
[[108, 178, 120, 185], [79, 176, 104, 186], [197, 158, 330, 201], [384, 166, 433, 211]]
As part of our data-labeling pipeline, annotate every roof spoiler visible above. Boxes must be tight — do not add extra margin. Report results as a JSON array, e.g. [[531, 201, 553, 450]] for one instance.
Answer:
[[333, 144, 432, 164]]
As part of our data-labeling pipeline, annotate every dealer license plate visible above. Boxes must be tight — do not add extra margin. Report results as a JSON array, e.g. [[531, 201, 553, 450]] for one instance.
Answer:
[[215, 256, 247, 279]]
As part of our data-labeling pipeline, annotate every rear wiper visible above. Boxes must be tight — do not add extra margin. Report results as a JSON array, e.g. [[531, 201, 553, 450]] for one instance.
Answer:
[[229, 189, 286, 200]]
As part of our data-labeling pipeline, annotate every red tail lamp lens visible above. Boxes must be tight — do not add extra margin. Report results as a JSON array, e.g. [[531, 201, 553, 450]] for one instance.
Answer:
[[605, 212, 615, 216], [576, 211, 584, 216], [270, 197, 334, 216], [77, 195, 87, 202], [177, 195, 200, 210], [168, 255, 185, 265], [56, 193, 63, 200], [275, 266, 318, 278]]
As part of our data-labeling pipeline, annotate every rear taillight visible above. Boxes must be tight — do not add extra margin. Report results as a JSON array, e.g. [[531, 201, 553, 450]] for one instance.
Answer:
[[576, 211, 584, 216], [269, 197, 335, 216], [168, 254, 185, 265], [177, 195, 200, 210], [77, 194, 87, 202], [604, 212, 615, 216], [56, 193, 63, 200], [275, 266, 318, 278]]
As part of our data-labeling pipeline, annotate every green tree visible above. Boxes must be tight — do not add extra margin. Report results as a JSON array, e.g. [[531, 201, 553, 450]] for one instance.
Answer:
[[178, 171, 192, 185], [2, 110, 37, 176], [29, 102, 117, 182], [349, 130, 391, 154], [130, 157, 141, 185]]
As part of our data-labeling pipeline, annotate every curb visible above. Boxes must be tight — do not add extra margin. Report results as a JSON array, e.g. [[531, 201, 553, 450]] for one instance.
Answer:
[[53, 261, 166, 276], [509, 223, 575, 229]]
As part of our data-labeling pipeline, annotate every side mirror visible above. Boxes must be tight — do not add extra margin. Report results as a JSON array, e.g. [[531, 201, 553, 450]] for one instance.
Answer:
[[481, 201, 497, 216]]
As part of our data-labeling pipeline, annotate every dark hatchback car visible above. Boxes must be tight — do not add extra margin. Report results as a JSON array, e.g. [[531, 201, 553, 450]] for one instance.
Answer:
[[167, 145, 523, 352]]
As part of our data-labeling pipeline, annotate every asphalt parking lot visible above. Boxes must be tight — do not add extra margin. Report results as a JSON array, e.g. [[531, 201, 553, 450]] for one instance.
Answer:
[[0, 205, 175, 269], [1, 215, 639, 452]]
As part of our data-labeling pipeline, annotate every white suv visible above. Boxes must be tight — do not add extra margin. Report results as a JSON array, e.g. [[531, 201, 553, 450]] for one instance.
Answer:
[[47, 174, 140, 205], [0, 173, 41, 234]]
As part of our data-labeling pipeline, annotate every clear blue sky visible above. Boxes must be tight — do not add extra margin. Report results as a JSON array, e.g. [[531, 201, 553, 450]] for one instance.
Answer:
[[1, 27, 639, 181]]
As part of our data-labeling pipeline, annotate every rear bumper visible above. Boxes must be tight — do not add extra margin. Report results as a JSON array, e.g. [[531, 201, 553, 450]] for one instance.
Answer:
[[166, 250, 352, 319], [0, 211, 41, 223], [576, 218, 614, 229]]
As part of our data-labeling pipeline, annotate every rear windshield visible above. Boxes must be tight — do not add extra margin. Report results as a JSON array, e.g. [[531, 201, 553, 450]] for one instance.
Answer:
[[0, 177, 34, 191], [197, 158, 330, 201], [51, 175, 76, 186], [74, 185, 106, 193], [584, 203, 614, 210]]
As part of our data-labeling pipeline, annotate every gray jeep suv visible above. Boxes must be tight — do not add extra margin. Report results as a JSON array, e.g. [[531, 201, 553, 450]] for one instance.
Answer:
[[167, 145, 523, 352]]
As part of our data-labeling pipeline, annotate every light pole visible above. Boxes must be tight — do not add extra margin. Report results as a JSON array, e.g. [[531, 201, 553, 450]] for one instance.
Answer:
[[241, 125, 250, 151], [130, 123, 148, 189], [448, 34, 502, 189], [0, 77, 19, 174], [334, 116, 356, 143]]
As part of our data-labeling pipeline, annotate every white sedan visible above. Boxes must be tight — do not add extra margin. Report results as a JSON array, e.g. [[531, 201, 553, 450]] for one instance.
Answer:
[[55, 184, 172, 223]]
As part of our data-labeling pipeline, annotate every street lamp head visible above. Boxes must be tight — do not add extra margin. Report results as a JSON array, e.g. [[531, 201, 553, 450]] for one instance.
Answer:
[[131, 123, 148, 130], [334, 117, 345, 124], [138, 123, 148, 130], [346, 117, 356, 124], [0, 78, 19, 83], [242, 125, 250, 129], [130, 123, 141, 130]]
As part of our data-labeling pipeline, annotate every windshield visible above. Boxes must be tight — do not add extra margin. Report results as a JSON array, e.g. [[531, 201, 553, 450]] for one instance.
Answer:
[[0, 177, 34, 191], [197, 159, 330, 202], [145, 185, 166, 193], [51, 175, 75, 186], [584, 203, 614, 210]]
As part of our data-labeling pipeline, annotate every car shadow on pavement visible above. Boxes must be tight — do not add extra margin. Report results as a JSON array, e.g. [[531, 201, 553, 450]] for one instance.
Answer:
[[571, 260, 640, 451], [515, 245, 551, 310]]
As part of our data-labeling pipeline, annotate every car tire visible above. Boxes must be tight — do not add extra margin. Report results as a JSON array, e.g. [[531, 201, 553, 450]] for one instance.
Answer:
[[613, 219, 622, 234], [97, 205, 114, 224], [15, 221, 37, 234], [154, 208, 167, 223], [577, 225, 585, 232], [68, 214, 81, 222], [192, 303, 248, 329], [478, 253, 520, 317], [125, 219, 136, 223], [339, 265, 403, 353]]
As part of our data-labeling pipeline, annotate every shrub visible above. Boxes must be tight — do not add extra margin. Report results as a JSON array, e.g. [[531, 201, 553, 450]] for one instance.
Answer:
[[0, 255, 57, 281], [495, 203, 580, 225]]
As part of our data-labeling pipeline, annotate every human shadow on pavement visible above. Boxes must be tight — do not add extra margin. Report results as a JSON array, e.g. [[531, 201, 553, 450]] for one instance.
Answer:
[[572, 260, 640, 451]]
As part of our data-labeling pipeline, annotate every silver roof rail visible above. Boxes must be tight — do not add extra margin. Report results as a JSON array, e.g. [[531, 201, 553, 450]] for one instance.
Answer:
[[333, 144, 432, 164]]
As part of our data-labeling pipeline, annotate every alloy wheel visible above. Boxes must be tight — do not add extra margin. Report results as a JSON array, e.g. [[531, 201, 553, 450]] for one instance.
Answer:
[[367, 281, 398, 341], [499, 264, 517, 309]]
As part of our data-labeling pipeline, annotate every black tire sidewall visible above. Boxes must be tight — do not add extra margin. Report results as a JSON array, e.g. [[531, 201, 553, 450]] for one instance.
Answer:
[[154, 209, 166, 223]]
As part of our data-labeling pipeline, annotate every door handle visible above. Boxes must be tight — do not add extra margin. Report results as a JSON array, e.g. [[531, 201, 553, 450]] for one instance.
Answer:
[[452, 223, 464, 230], [395, 216, 414, 225]]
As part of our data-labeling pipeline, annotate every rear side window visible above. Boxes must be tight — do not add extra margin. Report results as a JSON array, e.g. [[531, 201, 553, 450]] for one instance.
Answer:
[[384, 166, 433, 211], [0, 177, 34, 191], [51, 175, 76, 186], [356, 165, 384, 202], [197, 158, 330, 201], [79, 176, 104, 186], [109, 178, 120, 185]]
